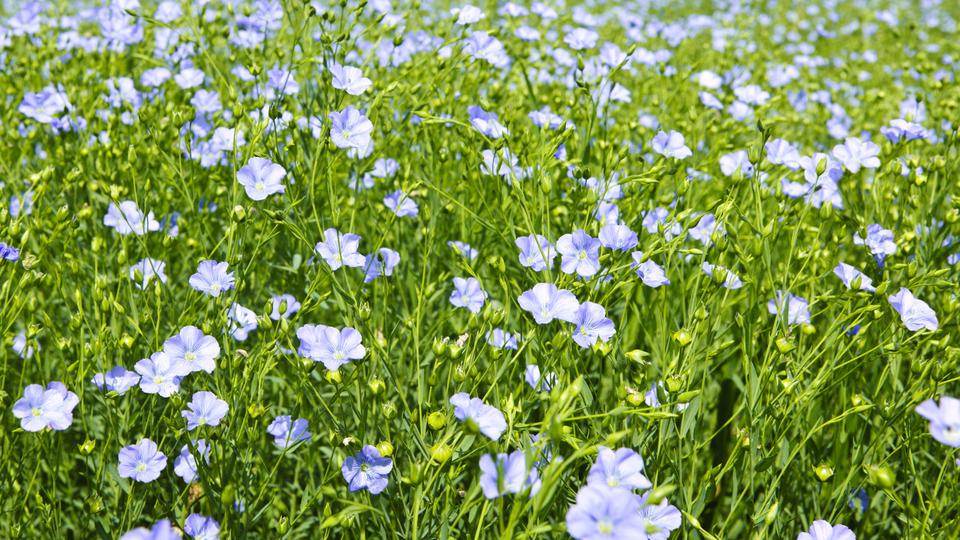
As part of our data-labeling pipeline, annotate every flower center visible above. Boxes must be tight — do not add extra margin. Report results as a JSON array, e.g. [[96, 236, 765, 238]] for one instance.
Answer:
[[606, 477, 619, 487], [578, 250, 587, 260], [136, 463, 147, 472], [255, 182, 265, 191], [31, 407, 41, 417], [153, 376, 164, 385], [360, 463, 370, 473], [210, 284, 220, 292], [597, 520, 614, 534], [185, 352, 196, 362]]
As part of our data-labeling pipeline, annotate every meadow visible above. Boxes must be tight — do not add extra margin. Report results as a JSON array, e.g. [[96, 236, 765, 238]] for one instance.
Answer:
[[1, 0, 960, 538]]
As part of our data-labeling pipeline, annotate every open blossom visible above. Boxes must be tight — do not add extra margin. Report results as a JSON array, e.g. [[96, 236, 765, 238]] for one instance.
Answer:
[[767, 291, 811, 325], [20, 85, 72, 123], [104, 201, 160, 235], [184, 514, 220, 540], [468, 105, 510, 138], [173, 440, 210, 483], [182, 391, 229, 430], [450, 392, 507, 440], [384, 190, 418, 217], [297, 324, 366, 371], [92, 366, 141, 395], [315, 228, 365, 270], [135, 351, 187, 397], [833, 262, 875, 292], [516, 234, 556, 271], [12, 382, 79, 432], [227, 302, 258, 341], [525, 364, 557, 392], [651, 130, 692, 159], [888, 287, 938, 331], [571, 302, 616, 349], [363, 248, 401, 283], [189, 260, 235, 297], [566, 485, 647, 539], [479, 450, 541, 499], [518, 283, 580, 324], [632, 253, 670, 287], [832, 137, 880, 173], [854, 224, 897, 262], [270, 294, 301, 320], [237, 156, 286, 200], [120, 520, 179, 540], [118, 439, 167, 483], [449, 277, 486, 313], [598, 224, 638, 251], [267, 415, 312, 448], [163, 325, 220, 374], [330, 63, 372, 95], [915, 397, 960, 447], [129, 258, 167, 289], [488, 328, 519, 350], [342, 445, 393, 494], [797, 520, 856, 540], [702, 262, 743, 289], [329, 106, 373, 150], [557, 230, 602, 277], [587, 447, 652, 490]]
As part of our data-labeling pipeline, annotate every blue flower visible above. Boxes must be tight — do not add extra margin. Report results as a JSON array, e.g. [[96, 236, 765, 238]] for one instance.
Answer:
[[797, 520, 855, 540], [637, 493, 682, 540], [833, 262, 875, 292], [315, 228, 366, 270], [267, 415, 312, 448], [163, 325, 221, 374], [566, 484, 646, 539], [557, 230, 601, 277], [342, 445, 393, 495], [487, 328, 518, 350], [270, 294, 301, 320], [631, 253, 670, 288], [227, 303, 259, 341], [182, 391, 229, 430], [524, 364, 557, 392], [587, 447, 652, 490], [129, 258, 167, 289], [468, 105, 510, 139], [173, 440, 210, 484], [478, 450, 541, 499], [832, 137, 880, 173], [767, 291, 811, 325], [184, 513, 220, 540], [598, 224, 638, 252], [449, 277, 487, 313], [384, 189, 419, 217], [701, 262, 743, 289], [516, 234, 556, 271], [119, 519, 179, 540], [118, 438, 167, 483], [448, 240, 479, 260], [11, 382, 79, 432], [135, 351, 187, 397], [449, 392, 507, 440], [854, 224, 897, 264], [189, 260, 235, 297], [651, 130, 692, 160], [91, 366, 141, 395], [104, 201, 160, 236], [297, 324, 366, 371], [237, 156, 286, 201], [518, 283, 580, 324], [916, 396, 960, 447], [888, 287, 938, 331], [572, 302, 616, 349], [329, 106, 373, 150], [330, 63, 372, 95], [363, 248, 401, 283], [0, 242, 20, 262]]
